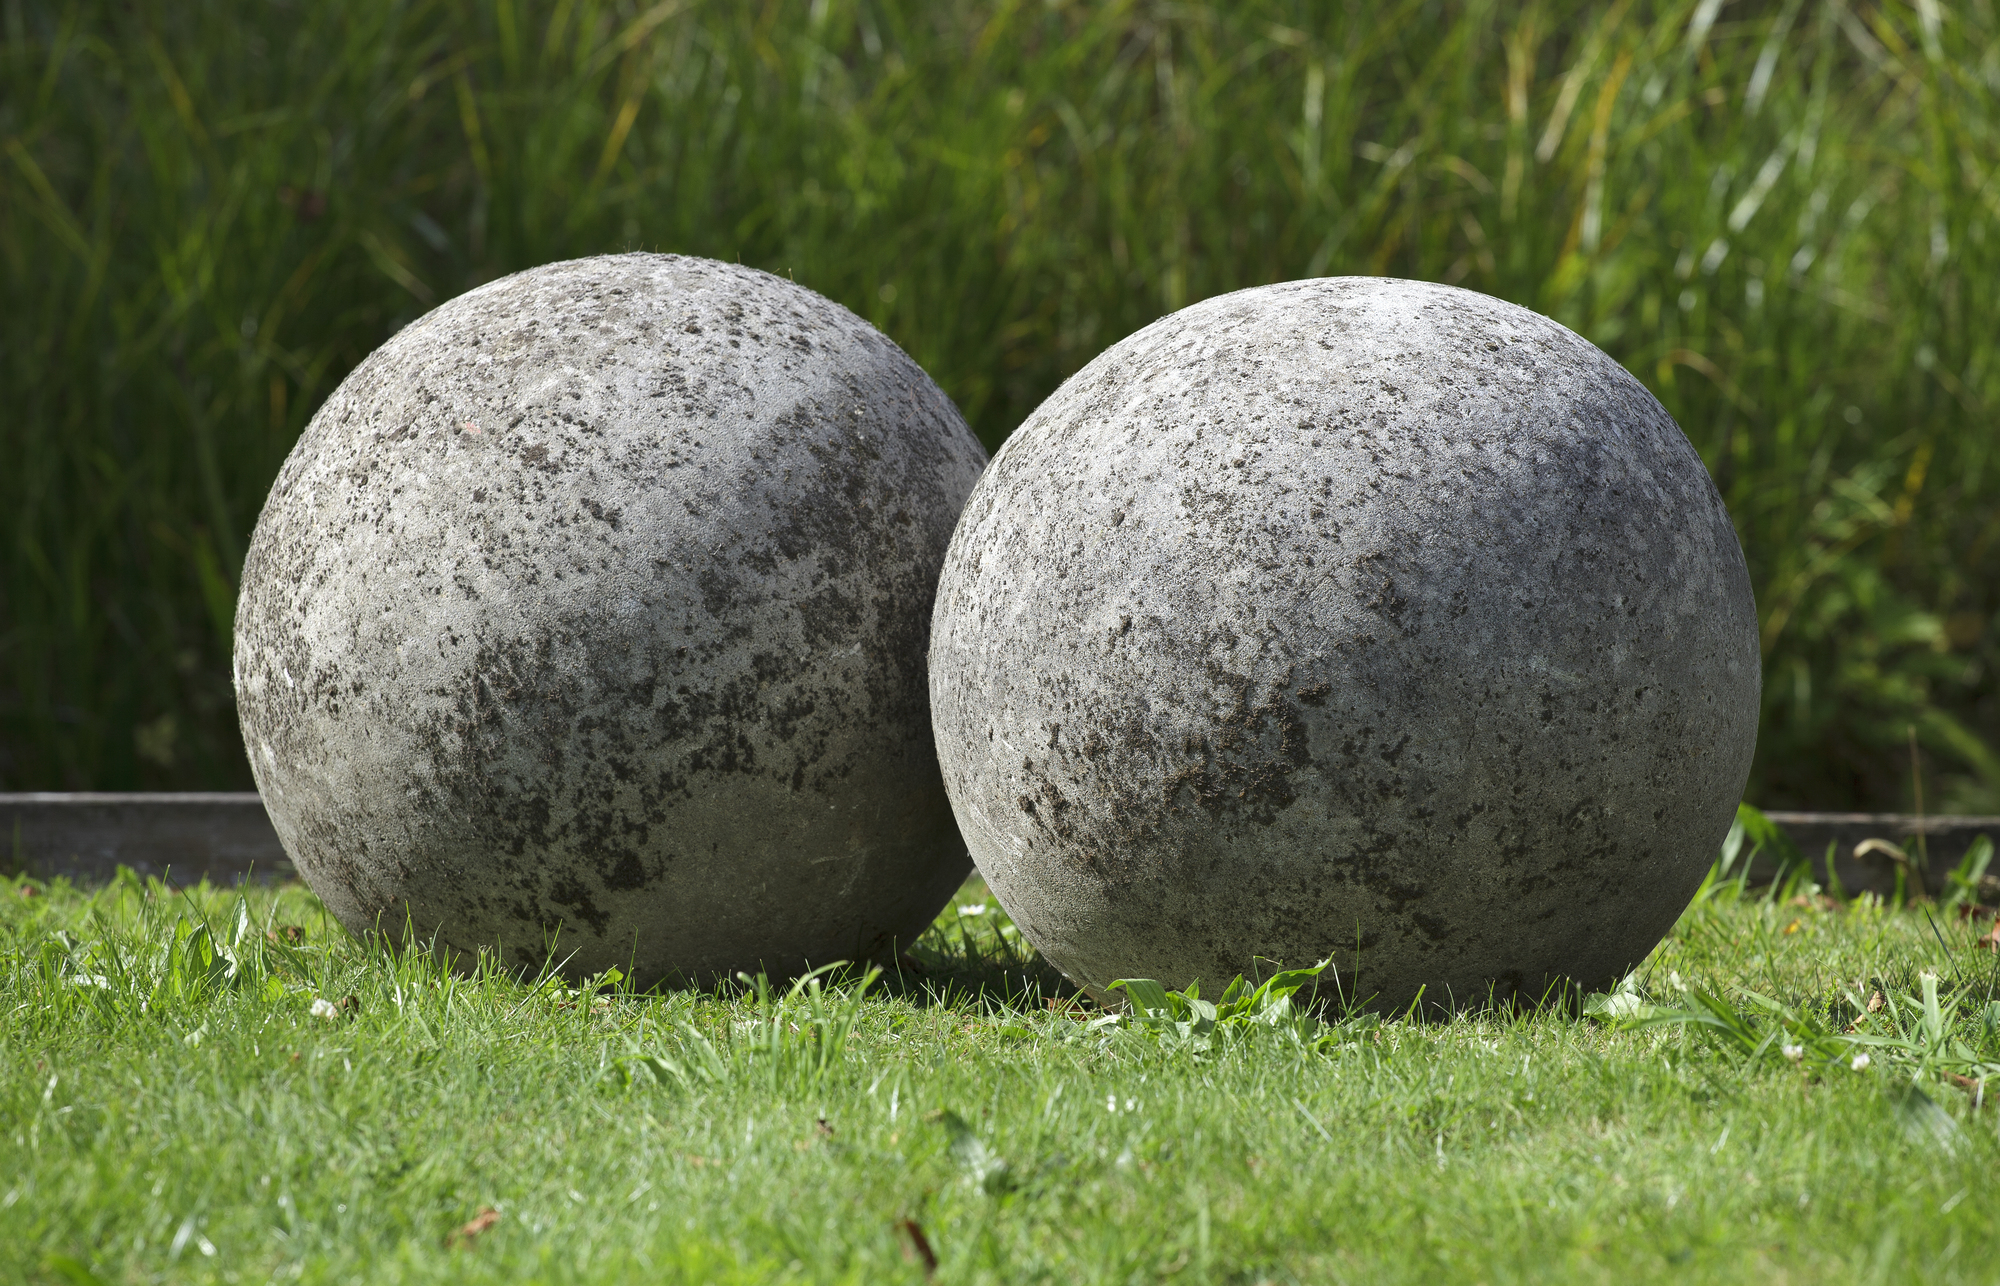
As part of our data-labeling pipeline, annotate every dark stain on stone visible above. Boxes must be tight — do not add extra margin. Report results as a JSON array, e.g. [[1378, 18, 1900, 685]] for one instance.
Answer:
[[1158, 664, 1313, 828]]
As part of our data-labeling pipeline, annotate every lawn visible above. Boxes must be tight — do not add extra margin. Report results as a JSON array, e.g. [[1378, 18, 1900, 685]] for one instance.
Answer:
[[6, 819, 2000, 1284]]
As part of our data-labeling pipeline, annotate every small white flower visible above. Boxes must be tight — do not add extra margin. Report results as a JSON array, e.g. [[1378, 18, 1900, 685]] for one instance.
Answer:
[[1124, 1098, 1139, 1113], [1850, 1052, 1871, 1072], [1669, 971, 1686, 992], [1781, 1043, 1804, 1062], [309, 997, 339, 1021], [957, 903, 988, 916], [1106, 1093, 1118, 1113]]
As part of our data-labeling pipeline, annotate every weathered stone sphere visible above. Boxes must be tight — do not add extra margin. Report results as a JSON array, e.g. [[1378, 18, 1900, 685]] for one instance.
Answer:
[[236, 254, 988, 985], [929, 278, 1758, 1014]]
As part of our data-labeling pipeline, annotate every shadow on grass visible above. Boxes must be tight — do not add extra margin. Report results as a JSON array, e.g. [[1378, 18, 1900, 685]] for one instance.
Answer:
[[883, 928, 1081, 1014], [65, 867, 1086, 1015]]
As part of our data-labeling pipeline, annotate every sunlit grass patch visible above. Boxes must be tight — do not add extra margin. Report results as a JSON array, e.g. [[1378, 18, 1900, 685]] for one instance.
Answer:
[[6, 830, 2000, 1284]]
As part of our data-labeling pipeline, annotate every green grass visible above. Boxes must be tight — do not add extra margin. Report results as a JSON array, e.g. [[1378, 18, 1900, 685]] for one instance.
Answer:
[[3, 0, 1998, 810], [8, 840, 2000, 1284]]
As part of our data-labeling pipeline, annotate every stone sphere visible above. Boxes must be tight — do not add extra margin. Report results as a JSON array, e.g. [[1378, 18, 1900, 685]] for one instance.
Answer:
[[236, 254, 988, 985], [929, 278, 1758, 1014]]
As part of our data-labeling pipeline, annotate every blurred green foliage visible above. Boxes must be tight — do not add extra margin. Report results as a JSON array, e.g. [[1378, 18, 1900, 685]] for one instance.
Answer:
[[2, 0, 1996, 809]]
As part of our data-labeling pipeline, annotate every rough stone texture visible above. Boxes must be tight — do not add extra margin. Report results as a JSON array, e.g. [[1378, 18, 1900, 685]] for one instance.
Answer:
[[929, 278, 1759, 1014], [236, 254, 988, 985]]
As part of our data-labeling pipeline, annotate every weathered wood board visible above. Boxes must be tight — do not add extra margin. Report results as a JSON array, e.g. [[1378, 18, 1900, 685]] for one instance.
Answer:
[[3, 793, 291, 885], [3, 794, 1995, 898], [1754, 811, 1998, 898]]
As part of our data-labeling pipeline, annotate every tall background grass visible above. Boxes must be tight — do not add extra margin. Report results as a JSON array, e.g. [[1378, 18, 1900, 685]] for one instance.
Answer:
[[3, 0, 1996, 810]]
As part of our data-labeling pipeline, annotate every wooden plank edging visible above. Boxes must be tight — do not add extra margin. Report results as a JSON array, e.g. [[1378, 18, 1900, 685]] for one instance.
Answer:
[[3, 793, 290, 885], [1754, 811, 1999, 898], [2, 794, 1996, 897]]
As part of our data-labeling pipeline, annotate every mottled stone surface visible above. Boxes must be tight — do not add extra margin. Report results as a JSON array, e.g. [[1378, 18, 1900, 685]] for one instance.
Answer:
[[929, 278, 1759, 1013], [236, 254, 987, 985]]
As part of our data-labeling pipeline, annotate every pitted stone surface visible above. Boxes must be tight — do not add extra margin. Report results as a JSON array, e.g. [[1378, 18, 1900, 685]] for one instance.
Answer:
[[929, 278, 1759, 1013], [236, 253, 988, 985]]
